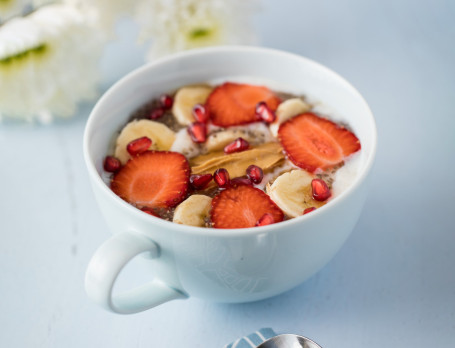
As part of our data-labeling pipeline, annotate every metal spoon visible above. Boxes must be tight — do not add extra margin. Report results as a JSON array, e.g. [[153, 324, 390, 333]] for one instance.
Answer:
[[256, 334, 323, 348]]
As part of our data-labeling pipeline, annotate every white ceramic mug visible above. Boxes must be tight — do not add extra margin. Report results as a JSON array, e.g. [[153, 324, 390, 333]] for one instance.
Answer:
[[84, 46, 377, 314]]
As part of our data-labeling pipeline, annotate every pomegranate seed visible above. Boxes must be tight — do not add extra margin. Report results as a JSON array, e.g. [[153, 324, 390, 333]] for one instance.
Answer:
[[192, 104, 209, 123], [126, 136, 152, 156], [213, 168, 230, 188], [224, 137, 250, 154], [246, 165, 263, 184], [230, 176, 252, 187], [103, 156, 121, 173], [255, 101, 276, 123], [255, 213, 275, 226], [190, 174, 213, 190], [149, 107, 165, 120], [303, 207, 316, 214], [141, 208, 159, 217], [159, 94, 173, 109], [311, 178, 331, 201], [187, 122, 207, 143]]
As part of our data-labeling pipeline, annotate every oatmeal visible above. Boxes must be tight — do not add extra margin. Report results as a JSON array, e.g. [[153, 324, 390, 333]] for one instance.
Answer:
[[103, 82, 361, 228]]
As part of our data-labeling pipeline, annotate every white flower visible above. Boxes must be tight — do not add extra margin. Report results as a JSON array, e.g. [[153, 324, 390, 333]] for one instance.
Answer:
[[65, 0, 139, 33], [33, 0, 54, 6], [0, 4, 104, 123], [135, 0, 259, 60], [0, 0, 56, 23], [0, 0, 30, 22]]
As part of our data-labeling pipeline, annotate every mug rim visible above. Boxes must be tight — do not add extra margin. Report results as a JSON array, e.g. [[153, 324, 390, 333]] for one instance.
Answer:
[[83, 45, 377, 237]]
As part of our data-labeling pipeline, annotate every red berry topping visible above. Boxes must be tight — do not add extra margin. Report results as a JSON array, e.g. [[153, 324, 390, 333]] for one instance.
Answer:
[[141, 208, 159, 217], [159, 94, 173, 109], [190, 173, 213, 190], [246, 164, 263, 184], [211, 185, 284, 229], [224, 137, 250, 154], [303, 207, 316, 214], [255, 101, 276, 123], [111, 151, 190, 209], [149, 107, 165, 120], [206, 82, 281, 127], [213, 168, 230, 188], [187, 122, 207, 143], [126, 136, 152, 156], [255, 213, 275, 226], [278, 113, 361, 173], [192, 104, 209, 123], [104, 156, 121, 173], [230, 176, 252, 187], [311, 178, 331, 201]]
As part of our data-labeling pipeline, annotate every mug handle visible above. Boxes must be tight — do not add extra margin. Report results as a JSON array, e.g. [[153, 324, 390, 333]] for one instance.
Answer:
[[85, 232, 187, 314]]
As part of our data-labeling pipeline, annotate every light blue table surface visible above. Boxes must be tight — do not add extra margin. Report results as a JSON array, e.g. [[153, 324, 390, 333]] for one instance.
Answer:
[[1, 0, 454, 347]]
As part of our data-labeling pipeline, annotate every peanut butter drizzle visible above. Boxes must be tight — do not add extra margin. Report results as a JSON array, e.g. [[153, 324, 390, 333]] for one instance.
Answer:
[[190, 142, 285, 178]]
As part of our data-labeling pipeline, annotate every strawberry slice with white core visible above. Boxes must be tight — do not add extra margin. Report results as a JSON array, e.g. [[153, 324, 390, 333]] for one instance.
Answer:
[[211, 185, 283, 229], [111, 151, 190, 209], [206, 82, 281, 127], [278, 113, 361, 173]]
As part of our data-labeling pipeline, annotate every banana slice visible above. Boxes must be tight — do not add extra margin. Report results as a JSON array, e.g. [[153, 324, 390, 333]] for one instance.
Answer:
[[270, 98, 311, 136], [172, 85, 213, 125], [173, 195, 212, 227], [266, 169, 325, 217], [206, 123, 274, 152], [114, 119, 176, 164]]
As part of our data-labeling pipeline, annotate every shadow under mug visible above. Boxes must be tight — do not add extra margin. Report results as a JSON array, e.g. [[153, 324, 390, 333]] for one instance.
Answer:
[[83, 46, 377, 314]]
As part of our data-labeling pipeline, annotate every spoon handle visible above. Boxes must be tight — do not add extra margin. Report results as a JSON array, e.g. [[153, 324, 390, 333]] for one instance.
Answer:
[[255, 334, 323, 348]]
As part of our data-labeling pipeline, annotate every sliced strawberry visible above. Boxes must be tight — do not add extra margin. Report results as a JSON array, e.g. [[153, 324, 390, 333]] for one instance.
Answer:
[[141, 208, 160, 217], [206, 82, 281, 127], [211, 185, 283, 229], [278, 113, 361, 173], [111, 151, 190, 209], [255, 213, 275, 226]]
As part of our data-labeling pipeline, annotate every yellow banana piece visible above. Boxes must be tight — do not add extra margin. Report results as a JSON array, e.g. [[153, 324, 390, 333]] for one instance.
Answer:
[[172, 86, 213, 125], [114, 119, 176, 164], [173, 195, 212, 227], [266, 169, 325, 217]]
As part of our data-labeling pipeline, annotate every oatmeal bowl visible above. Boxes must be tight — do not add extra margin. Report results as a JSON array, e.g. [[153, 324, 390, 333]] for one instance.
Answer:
[[84, 46, 377, 314]]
